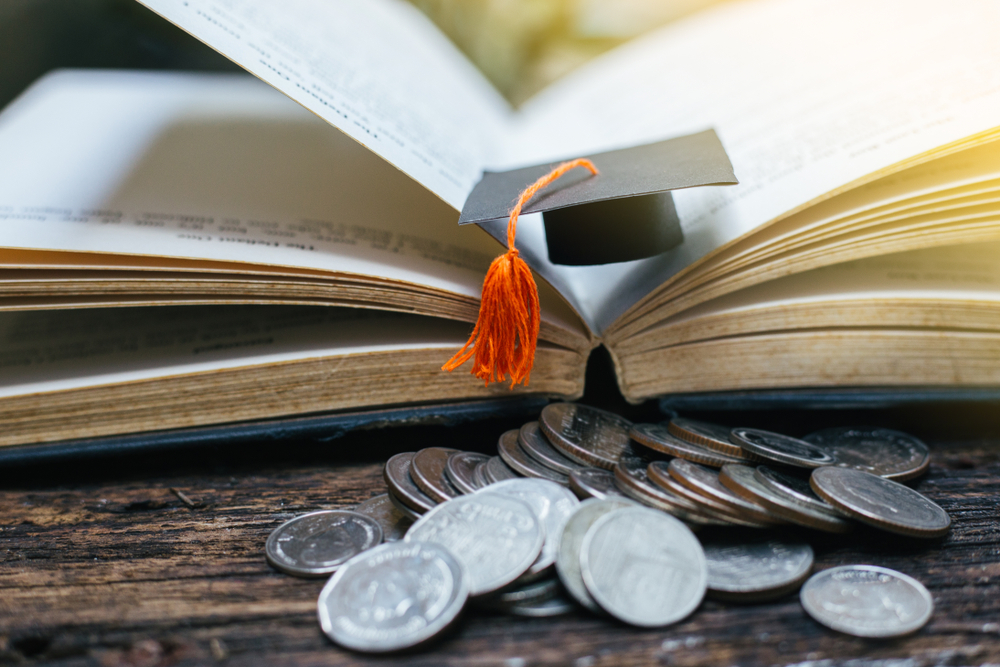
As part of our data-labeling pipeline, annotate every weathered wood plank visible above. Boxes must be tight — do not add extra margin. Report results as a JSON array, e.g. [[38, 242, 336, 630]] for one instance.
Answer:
[[1, 436, 999, 666]]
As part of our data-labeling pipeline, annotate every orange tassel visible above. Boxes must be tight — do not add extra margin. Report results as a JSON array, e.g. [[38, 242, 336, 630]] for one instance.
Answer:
[[443, 158, 599, 387]]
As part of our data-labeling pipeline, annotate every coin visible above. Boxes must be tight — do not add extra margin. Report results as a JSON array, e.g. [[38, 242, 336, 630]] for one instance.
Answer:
[[569, 467, 627, 500], [411, 447, 463, 502], [446, 451, 490, 495], [353, 494, 413, 542], [615, 450, 722, 525], [519, 421, 585, 475], [386, 489, 422, 521], [804, 427, 931, 481], [480, 478, 580, 579], [665, 459, 787, 525], [485, 455, 520, 484], [317, 541, 468, 652], [645, 460, 769, 527], [405, 493, 544, 596], [730, 427, 836, 469], [630, 423, 755, 467], [702, 538, 814, 602], [507, 594, 577, 617], [498, 429, 570, 485], [581, 506, 707, 627], [810, 467, 951, 538], [473, 460, 491, 488], [668, 417, 745, 457], [800, 565, 934, 637], [477, 576, 561, 611], [754, 465, 841, 515], [265, 510, 383, 578], [718, 464, 854, 534], [539, 402, 632, 470], [556, 497, 635, 613], [383, 452, 437, 514]]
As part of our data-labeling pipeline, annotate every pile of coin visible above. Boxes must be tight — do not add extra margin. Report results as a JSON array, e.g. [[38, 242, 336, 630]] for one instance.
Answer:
[[265, 403, 949, 652]]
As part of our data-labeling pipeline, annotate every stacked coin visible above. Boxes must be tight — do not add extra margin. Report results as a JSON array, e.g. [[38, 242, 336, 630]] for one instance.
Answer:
[[264, 403, 947, 649]]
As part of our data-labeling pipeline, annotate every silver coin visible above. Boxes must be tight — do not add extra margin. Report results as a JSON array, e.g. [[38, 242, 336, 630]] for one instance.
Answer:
[[810, 467, 951, 538], [730, 427, 837, 469], [569, 467, 627, 500], [480, 478, 580, 579], [668, 417, 745, 457], [539, 402, 632, 470], [754, 465, 841, 515], [265, 510, 382, 578], [317, 541, 468, 652], [477, 577, 561, 611], [581, 506, 707, 627], [800, 565, 934, 637], [703, 539, 813, 601], [556, 497, 635, 613], [383, 452, 437, 514], [718, 464, 855, 534], [484, 455, 521, 484], [405, 493, 544, 596], [446, 451, 490, 495], [498, 429, 570, 485], [411, 447, 463, 502], [520, 421, 585, 475], [804, 427, 931, 481], [507, 594, 577, 617], [353, 494, 413, 542]]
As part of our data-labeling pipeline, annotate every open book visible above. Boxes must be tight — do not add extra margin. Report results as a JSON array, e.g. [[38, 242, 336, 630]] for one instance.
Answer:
[[1, 0, 1000, 448]]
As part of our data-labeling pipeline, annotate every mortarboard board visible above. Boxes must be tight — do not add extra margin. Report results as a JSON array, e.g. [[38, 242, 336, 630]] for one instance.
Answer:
[[459, 128, 737, 265]]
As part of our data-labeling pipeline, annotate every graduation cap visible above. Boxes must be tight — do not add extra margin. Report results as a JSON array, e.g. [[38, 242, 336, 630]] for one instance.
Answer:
[[443, 129, 737, 388], [459, 129, 737, 266]]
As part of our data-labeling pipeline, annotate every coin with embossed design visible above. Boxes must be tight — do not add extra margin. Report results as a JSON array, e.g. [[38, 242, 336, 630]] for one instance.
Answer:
[[703, 538, 813, 601], [615, 450, 721, 525], [353, 494, 412, 542], [446, 451, 490, 495], [569, 468, 626, 500], [520, 421, 585, 475], [266, 510, 383, 578], [498, 429, 570, 485], [630, 423, 755, 466], [645, 461, 763, 527], [317, 541, 468, 652], [810, 467, 950, 538], [539, 402, 632, 470], [480, 478, 579, 579], [730, 428, 836, 469], [556, 497, 635, 613], [383, 452, 437, 514], [804, 427, 931, 481], [581, 506, 707, 627], [405, 493, 543, 596], [800, 565, 933, 637]]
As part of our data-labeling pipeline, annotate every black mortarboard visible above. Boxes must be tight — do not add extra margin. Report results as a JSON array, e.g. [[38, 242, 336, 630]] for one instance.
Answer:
[[458, 129, 737, 265]]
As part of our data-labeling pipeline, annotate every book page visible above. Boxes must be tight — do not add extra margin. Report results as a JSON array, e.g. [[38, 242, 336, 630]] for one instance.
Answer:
[[0, 70, 590, 342], [136, 0, 511, 210], [0, 305, 471, 398], [509, 0, 1000, 332]]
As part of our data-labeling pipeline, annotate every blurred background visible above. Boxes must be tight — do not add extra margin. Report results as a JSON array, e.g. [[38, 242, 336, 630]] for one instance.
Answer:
[[0, 0, 725, 110]]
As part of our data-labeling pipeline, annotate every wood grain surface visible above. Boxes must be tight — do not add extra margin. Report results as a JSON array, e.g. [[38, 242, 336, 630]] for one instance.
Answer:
[[1, 414, 999, 667]]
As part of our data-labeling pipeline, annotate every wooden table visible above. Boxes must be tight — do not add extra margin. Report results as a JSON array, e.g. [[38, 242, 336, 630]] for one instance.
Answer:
[[2, 408, 999, 667]]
